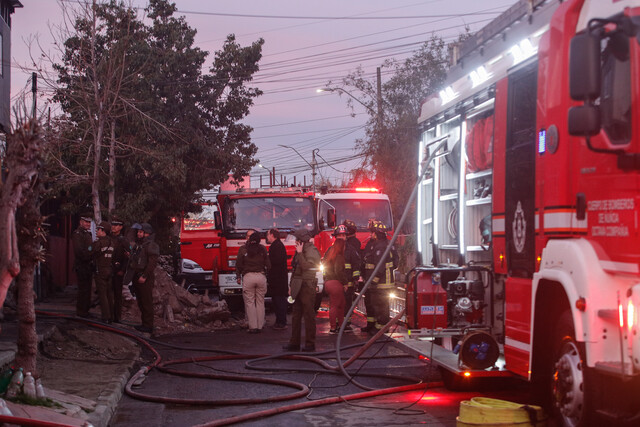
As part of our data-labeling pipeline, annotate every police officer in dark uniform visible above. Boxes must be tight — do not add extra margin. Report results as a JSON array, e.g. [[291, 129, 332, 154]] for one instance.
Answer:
[[130, 223, 159, 333], [283, 228, 321, 352], [363, 221, 398, 332], [73, 214, 94, 317], [110, 216, 129, 323], [92, 222, 115, 323]]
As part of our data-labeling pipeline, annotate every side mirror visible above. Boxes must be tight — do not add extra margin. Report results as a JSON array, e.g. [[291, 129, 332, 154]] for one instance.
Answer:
[[214, 211, 222, 230], [569, 32, 601, 101], [327, 209, 336, 229], [568, 105, 601, 136]]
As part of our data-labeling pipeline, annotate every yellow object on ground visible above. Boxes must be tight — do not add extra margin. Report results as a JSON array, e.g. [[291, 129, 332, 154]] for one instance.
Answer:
[[457, 397, 547, 426]]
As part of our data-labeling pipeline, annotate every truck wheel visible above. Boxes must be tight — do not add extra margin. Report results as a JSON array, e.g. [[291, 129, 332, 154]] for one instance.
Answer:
[[551, 310, 591, 427]]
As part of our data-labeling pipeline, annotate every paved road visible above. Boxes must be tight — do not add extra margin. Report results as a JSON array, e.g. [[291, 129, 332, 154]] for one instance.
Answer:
[[109, 304, 535, 426]]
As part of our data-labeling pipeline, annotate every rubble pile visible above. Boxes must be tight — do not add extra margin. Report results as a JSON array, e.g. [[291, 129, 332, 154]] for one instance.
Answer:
[[121, 257, 246, 335]]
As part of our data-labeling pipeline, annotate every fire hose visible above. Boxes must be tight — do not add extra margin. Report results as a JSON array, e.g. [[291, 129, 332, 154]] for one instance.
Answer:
[[335, 136, 449, 390]]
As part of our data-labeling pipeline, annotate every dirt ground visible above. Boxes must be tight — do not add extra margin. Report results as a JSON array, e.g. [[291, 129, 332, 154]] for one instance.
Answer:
[[37, 322, 141, 400]]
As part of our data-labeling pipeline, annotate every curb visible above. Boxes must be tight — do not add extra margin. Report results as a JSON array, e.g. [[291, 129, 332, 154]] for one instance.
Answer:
[[88, 360, 137, 427]]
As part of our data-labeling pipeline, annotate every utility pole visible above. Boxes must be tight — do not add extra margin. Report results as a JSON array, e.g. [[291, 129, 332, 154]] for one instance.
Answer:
[[311, 149, 318, 194], [278, 144, 319, 193], [376, 67, 383, 127]]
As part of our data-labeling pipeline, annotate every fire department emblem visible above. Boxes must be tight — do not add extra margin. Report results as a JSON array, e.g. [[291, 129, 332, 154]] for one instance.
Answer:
[[512, 201, 526, 253]]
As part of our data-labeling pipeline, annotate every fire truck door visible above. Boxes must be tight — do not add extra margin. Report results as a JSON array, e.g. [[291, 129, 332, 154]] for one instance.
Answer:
[[505, 63, 537, 278]]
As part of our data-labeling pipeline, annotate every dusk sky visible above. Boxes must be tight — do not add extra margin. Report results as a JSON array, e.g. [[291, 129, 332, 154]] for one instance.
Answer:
[[10, 0, 513, 188]]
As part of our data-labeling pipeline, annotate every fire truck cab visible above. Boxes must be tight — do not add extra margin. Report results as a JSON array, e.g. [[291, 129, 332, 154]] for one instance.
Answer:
[[216, 188, 320, 304], [315, 187, 393, 254]]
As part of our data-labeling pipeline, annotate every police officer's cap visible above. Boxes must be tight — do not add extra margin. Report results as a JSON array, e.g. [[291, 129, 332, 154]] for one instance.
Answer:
[[80, 214, 93, 222], [131, 223, 143, 230], [294, 228, 311, 242], [110, 215, 124, 226], [141, 223, 154, 234], [97, 221, 111, 233]]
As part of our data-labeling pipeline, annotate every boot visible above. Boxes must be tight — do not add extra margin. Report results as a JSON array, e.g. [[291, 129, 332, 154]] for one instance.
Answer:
[[360, 322, 375, 333]]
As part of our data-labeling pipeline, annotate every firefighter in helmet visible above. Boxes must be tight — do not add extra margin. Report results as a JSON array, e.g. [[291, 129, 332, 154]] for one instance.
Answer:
[[332, 224, 361, 331], [362, 220, 398, 333], [342, 219, 361, 254]]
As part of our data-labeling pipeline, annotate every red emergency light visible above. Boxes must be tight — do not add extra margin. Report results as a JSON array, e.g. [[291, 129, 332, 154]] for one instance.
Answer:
[[355, 187, 380, 193]]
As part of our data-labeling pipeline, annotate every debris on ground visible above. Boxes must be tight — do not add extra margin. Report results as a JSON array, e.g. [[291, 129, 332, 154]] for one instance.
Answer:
[[122, 256, 244, 335]]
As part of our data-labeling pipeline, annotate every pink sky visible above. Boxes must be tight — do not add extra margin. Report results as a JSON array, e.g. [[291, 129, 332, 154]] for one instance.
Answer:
[[10, 0, 513, 187]]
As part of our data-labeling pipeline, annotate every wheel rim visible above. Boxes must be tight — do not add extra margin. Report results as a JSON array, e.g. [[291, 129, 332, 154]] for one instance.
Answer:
[[552, 340, 585, 427]]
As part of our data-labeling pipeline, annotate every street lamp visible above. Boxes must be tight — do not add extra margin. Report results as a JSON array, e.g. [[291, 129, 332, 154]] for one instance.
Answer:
[[317, 67, 384, 123], [258, 164, 276, 187], [278, 145, 318, 193], [316, 87, 377, 116]]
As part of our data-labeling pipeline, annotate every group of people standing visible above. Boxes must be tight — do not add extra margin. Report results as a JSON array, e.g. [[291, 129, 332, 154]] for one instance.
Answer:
[[72, 215, 159, 333], [235, 218, 397, 353], [235, 226, 322, 352], [323, 219, 398, 336], [235, 227, 295, 334]]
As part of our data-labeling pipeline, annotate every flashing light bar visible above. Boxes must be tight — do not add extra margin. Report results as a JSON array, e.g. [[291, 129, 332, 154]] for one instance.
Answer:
[[355, 187, 380, 192], [470, 66, 490, 88], [439, 86, 456, 105], [510, 38, 537, 65]]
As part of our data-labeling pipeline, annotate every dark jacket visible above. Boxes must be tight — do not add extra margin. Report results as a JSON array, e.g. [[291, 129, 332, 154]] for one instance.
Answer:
[[363, 238, 398, 288], [91, 235, 115, 276], [267, 238, 288, 297], [344, 244, 361, 284], [292, 242, 321, 282], [346, 235, 362, 253], [111, 234, 130, 274], [131, 236, 160, 278], [72, 226, 93, 270], [236, 243, 270, 279]]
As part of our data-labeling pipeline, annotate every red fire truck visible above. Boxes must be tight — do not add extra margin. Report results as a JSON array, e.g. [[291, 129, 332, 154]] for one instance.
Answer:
[[177, 190, 220, 293], [390, 0, 640, 425], [179, 188, 321, 306], [315, 187, 393, 254]]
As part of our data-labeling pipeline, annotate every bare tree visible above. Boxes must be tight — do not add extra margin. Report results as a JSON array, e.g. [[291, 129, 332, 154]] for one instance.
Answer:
[[0, 109, 45, 329]]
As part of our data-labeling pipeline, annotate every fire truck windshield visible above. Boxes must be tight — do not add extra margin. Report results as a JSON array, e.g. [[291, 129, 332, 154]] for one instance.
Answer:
[[182, 204, 217, 231], [318, 198, 392, 231], [223, 196, 315, 233]]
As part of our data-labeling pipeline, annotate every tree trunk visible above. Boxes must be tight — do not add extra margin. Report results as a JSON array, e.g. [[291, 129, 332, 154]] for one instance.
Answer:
[[108, 121, 116, 216], [15, 235, 38, 375], [14, 169, 46, 374], [92, 117, 104, 224]]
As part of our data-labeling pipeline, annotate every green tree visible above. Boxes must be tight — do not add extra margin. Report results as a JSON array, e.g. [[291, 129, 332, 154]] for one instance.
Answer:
[[49, 0, 263, 240], [338, 36, 449, 233], [114, 0, 263, 238]]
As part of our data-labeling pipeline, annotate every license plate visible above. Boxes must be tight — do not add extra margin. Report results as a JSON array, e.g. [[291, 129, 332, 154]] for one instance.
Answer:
[[220, 275, 238, 286]]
